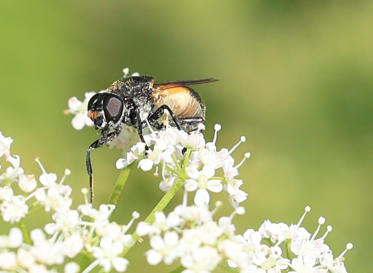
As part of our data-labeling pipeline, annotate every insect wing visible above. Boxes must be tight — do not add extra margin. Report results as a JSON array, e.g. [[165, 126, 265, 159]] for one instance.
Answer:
[[154, 78, 218, 90]]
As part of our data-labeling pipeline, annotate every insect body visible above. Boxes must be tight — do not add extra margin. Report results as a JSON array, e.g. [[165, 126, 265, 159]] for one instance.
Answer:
[[86, 75, 217, 202]]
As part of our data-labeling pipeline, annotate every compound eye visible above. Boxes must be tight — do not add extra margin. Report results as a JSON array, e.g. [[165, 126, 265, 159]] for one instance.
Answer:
[[103, 94, 124, 123]]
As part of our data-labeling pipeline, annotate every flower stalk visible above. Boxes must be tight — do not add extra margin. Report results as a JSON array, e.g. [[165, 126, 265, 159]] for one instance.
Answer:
[[108, 165, 132, 206], [18, 219, 31, 245]]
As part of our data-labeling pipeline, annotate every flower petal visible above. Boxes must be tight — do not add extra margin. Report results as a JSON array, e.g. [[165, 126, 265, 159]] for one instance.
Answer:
[[194, 189, 210, 206], [146, 249, 162, 265], [113, 257, 128, 272], [184, 180, 198, 192], [71, 113, 85, 130], [207, 180, 223, 192], [138, 159, 153, 171]]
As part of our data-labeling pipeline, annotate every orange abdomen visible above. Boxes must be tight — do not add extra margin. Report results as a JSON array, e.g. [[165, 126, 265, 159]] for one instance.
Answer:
[[152, 86, 205, 118]]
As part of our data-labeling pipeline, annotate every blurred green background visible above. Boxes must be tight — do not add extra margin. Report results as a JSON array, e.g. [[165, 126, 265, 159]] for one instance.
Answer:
[[0, 0, 371, 272]]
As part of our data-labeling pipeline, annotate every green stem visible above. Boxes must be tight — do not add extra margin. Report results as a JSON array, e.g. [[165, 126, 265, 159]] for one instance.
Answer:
[[182, 148, 192, 171], [108, 165, 132, 206], [285, 239, 293, 259], [121, 177, 185, 257], [18, 219, 31, 245], [121, 148, 192, 257], [144, 177, 185, 224]]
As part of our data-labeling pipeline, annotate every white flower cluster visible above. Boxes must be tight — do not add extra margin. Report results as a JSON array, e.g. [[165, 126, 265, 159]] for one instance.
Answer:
[[0, 131, 139, 273], [116, 124, 250, 207], [138, 204, 352, 273]]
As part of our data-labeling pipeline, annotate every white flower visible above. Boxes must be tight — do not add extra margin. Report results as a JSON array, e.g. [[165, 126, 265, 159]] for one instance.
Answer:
[[175, 204, 212, 224], [45, 209, 80, 234], [181, 246, 222, 273], [218, 237, 248, 270], [0, 195, 28, 222], [185, 165, 222, 206], [159, 174, 177, 192], [0, 164, 24, 184], [63, 232, 84, 258], [0, 185, 13, 201], [0, 250, 17, 270], [138, 158, 154, 171], [116, 142, 146, 169], [17, 248, 35, 269], [288, 256, 318, 273], [19, 174, 37, 192], [35, 184, 72, 212], [0, 227, 23, 248], [6, 154, 21, 168], [80, 204, 115, 228], [259, 220, 290, 244], [66, 92, 95, 130], [92, 237, 129, 272], [64, 262, 80, 273], [30, 229, 64, 265], [198, 147, 229, 170], [0, 131, 13, 158], [39, 172, 58, 187], [146, 231, 179, 265], [137, 138, 174, 172]]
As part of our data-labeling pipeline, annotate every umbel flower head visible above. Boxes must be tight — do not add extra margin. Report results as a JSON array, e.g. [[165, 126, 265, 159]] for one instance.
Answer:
[[138, 204, 353, 273], [115, 124, 250, 207], [0, 130, 140, 273], [0, 67, 353, 273]]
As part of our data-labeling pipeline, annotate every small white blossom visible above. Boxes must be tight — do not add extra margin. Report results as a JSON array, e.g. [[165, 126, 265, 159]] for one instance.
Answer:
[[92, 237, 129, 272], [45, 209, 80, 234], [0, 164, 24, 184], [66, 92, 95, 130], [17, 248, 35, 269], [181, 246, 221, 273], [0, 185, 13, 201], [19, 174, 37, 192], [1, 195, 28, 222], [0, 131, 13, 158], [185, 165, 222, 206], [0, 250, 17, 270], [146, 231, 179, 265], [30, 229, 64, 265], [0, 227, 23, 248], [116, 142, 146, 169], [64, 262, 80, 273], [63, 232, 84, 258]]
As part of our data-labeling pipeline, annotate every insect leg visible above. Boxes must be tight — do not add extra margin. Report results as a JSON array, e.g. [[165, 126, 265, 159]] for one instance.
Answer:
[[148, 104, 182, 130], [86, 129, 120, 203], [178, 117, 205, 132], [134, 107, 147, 144], [178, 117, 205, 155]]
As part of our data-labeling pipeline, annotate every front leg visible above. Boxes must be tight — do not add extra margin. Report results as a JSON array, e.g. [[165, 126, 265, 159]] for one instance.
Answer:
[[86, 128, 121, 203], [134, 107, 147, 144]]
